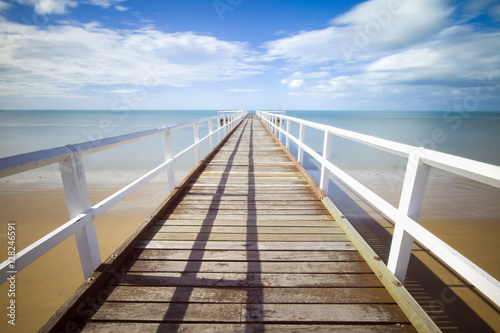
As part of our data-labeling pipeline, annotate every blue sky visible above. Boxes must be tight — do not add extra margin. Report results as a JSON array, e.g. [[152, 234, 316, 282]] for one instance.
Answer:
[[0, 0, 499, 110]]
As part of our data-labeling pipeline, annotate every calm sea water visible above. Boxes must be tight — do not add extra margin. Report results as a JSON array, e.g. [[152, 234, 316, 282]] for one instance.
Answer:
[[1, 110, 499, 171]]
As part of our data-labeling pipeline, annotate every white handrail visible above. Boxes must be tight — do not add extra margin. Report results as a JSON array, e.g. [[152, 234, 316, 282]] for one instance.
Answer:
[[257, 110, 500, 307], [0, 111, 247, 283]]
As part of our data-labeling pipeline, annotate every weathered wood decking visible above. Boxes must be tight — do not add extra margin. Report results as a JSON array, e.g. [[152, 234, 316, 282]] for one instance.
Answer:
[[43, 115, 419, 332]]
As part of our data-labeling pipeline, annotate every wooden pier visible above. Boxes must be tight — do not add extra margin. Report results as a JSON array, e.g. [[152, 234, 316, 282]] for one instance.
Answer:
[[41, 115, 431, 332]]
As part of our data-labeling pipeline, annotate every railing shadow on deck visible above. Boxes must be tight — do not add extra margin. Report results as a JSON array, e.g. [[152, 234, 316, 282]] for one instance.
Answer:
[[122, 116, 265, 332], [326, 173, 497, 332]]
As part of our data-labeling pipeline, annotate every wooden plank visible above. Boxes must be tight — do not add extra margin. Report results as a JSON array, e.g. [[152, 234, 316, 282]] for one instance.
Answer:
[[206, 160, 294, 165], [190, 179, 309, 185], [168, 208, 331, 215], [173, 202, 327, 210], [182, 191, 318, 198], [137, 240, 356, 251], [82, 322, 417, 333], [119, 272, 384, 287], [124, 260, 373, 274], [106, 286, 395, 303], [194, 175, 304, 180], [154, 219, 338, 227], [162, 214, 334, 221], [178, 194, 320, 201], [197, 171, 303, 177], [145, 232, 349, 242], [183, 188, 317, 195], [149, 226, 343, 234], [91, 302, 408, 323], [202, 165, 299, 173], [244, 304, 410, 323], [92, 302, 241, 322], [128, 249, 364, 262]]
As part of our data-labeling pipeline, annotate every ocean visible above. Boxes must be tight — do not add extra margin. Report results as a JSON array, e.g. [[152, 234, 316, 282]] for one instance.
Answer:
[[2, 109, 499, 180]]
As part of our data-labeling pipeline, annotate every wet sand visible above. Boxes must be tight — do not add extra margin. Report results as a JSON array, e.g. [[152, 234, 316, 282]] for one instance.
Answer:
[[0, 166, 499, 331]]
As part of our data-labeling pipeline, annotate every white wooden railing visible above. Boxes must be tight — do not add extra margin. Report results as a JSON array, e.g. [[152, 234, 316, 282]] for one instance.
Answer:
[[0, 111, 247, 283], [257, 110, 500, 307]]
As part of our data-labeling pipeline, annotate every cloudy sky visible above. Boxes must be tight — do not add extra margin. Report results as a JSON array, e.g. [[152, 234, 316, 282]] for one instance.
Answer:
[[0, 0, 499, 110]]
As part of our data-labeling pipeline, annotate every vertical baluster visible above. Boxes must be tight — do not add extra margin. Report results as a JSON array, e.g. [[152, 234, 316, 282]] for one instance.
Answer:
[[298, 123, 306, 164], [286, 117, 291, 149], [217, 115, 222, 142], [388, 148, 431, 283], [59, 147, 101, 280], [320, 130, 334, 194], [278, 115, 283, 141], [163, 130, 176, 193], [208, 118, 214, 150], [193, 122, 201, 164]]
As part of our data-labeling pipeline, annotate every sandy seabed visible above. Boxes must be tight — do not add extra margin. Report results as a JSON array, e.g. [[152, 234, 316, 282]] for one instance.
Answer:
[[0, 166, 499, 332]]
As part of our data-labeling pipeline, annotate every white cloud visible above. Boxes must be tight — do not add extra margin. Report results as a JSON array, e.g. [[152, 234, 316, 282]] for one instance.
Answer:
[[14, 0, 77, 15], [0, 21, 261, 96], [109, 89, 140, 94], [0, 1, 11, 11], [265, 0, 452, 64], [365, 30, 500, 86], [264, 27, 349, 64], [290, 71, 330, 79], [333, 0, 452, 52], [85, 0, 125, 8], [226, 88, 262, 93], [278, 28, 500, 108], [114, 5, 128, 12], [280, 78, 305, 89], [13, 0, 128, 14]]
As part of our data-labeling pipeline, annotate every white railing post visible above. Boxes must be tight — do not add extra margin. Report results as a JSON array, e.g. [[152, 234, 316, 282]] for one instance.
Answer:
[[278, 116, 283, 141], [286, 117, 291, 149], [217, 116, 222, 142], [163, 130, 176, 193], [208, 118, 214, 150], [193, 122, 201, 164], [298, 123, 306, 164], [320, 130, 334, 194], [59, 148, 101, 280], [223, 116, 228, 136], [388, 148, 431, 282]]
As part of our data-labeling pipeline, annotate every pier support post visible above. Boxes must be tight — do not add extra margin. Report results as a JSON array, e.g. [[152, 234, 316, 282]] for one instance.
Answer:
[[388, 148, 431, 282], [59, 149, 101, 280], [320, 130, 334, 194], [298, 123, 306, 164], [163, 130, 176, 193]]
